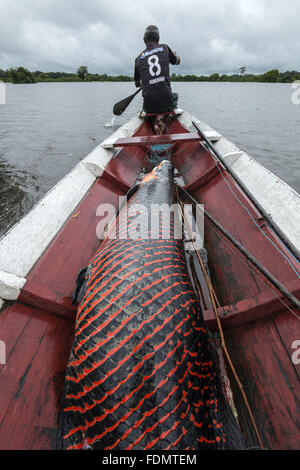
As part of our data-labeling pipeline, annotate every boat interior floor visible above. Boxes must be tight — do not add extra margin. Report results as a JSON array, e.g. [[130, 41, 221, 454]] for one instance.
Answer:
[[0, 114, 299, 450]]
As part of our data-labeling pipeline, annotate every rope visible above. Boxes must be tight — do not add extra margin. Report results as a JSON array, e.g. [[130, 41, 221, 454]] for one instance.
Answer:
[[146, 144, 172, 166], [179, 186, 300, 316], [193, 120, 300, 266], [205, 144, 300, 279], [176, 187, 265, 450], [203, 215, 300, 321]]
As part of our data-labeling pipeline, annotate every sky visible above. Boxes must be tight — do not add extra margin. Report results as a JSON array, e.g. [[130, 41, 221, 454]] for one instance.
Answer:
[[0, 0, 299, 75]]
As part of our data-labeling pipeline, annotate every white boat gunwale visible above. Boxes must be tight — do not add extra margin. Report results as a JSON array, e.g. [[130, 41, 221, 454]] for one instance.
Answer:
[[0, 110, 299, 305]]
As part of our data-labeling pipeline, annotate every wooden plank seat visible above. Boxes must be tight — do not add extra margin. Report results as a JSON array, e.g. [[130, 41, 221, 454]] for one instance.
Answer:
[[113, 132, 202, 148], [143, 111, 176, 117]]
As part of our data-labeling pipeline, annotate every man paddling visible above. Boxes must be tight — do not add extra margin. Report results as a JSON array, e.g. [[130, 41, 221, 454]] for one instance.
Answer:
[[134, 25, 181, 134]]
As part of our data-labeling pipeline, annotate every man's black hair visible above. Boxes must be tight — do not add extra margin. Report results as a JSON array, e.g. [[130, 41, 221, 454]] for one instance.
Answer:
[[144, 25, 160, 43]]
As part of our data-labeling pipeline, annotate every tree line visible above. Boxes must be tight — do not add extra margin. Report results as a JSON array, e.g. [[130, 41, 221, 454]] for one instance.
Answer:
[[0, 67, 133, 83], [0, 66, 299, 84], [171, 69, 300, 83]]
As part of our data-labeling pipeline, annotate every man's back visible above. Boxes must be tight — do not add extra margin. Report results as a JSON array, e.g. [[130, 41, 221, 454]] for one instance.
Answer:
[[134, 27, 180, 114]]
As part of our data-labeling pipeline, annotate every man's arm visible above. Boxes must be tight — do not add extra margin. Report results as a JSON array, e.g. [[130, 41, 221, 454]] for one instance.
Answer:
[[167, 46, 181, 65], [174, 53, 181, 65]]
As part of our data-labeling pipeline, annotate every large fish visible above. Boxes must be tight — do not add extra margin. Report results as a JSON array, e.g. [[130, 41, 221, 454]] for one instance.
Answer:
[[57, 160, 245, 450]]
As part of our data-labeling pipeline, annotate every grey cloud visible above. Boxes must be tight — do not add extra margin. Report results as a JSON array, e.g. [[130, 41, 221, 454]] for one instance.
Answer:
[[0, 0, 299, 74]]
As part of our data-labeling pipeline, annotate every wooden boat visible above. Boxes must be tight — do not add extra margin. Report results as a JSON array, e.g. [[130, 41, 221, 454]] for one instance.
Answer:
[[0, 110, 299, 450]]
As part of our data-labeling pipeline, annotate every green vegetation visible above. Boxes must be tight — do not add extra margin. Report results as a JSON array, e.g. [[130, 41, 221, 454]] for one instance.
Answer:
[[170, 69, 300, 83], [77, 66, 88, 81], [0, 66, 299, 84], [0, 67, 133, 83], [5, 67, 36, 84]]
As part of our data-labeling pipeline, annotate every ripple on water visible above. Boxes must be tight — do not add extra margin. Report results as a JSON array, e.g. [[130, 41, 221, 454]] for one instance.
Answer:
[[0, 157, 43, 237]]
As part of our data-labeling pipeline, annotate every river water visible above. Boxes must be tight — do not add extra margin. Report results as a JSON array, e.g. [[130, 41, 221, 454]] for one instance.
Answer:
[[0, 82, 299, 237]]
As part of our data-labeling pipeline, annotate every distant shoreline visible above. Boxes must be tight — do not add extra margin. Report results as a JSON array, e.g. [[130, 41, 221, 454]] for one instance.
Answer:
[[4, 80, 299, 85], [1, 67, 300, 84]]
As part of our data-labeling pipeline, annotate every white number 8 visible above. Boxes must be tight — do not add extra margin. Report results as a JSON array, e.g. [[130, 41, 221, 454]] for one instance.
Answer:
[[148, 55, 161, 77]]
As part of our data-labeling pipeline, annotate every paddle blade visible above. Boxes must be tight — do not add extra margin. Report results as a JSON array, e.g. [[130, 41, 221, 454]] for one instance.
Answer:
[[113, 88, 142, 116]]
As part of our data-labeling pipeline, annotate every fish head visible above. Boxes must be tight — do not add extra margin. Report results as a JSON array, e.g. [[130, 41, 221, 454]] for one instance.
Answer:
[[140, 159, 174, 185], [136, 160, 176, 205]]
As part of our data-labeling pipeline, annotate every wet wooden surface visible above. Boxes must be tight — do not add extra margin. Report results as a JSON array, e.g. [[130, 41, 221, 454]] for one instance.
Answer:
[[0, 117, 299, 449], [0, 303, 74, 450], [225, 312, 300, 449]]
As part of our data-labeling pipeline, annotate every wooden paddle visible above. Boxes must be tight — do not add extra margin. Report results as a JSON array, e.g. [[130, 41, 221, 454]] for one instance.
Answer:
[[113, 88, 142, 115]]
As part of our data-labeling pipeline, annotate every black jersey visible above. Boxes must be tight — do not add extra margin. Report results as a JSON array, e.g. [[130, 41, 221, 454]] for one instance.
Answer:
[[134, 44, 177, 113]]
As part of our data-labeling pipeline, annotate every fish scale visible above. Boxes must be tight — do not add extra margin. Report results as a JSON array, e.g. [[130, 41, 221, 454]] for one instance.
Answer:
[[57, 160, 245, 450]]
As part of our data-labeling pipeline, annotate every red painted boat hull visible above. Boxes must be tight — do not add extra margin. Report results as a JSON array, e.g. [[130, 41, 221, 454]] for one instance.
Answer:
[[0, 115, 299, 449]]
